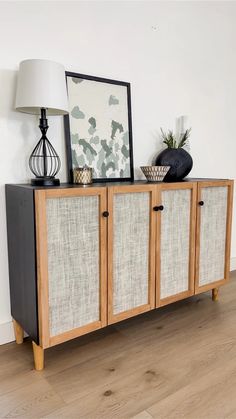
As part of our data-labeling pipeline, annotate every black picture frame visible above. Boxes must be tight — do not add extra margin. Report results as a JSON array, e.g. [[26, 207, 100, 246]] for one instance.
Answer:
[[64, 71, 134, 183]]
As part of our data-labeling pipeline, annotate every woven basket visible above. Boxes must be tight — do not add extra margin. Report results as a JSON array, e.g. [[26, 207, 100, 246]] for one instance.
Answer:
[[140, 165, 170, 182]]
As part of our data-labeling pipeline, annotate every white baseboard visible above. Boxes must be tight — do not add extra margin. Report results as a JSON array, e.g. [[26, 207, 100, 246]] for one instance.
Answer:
[[1, 257, 236, 346], [231, 257, 236, 272], [0, 320, 15, 345]]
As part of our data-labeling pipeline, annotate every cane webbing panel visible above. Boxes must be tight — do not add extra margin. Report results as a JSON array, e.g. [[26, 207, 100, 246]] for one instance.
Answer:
[[199, 186, 227, 286], [113, 192, 150, 315], [160, 189, 191, 299], [46, 196, 100, 337]]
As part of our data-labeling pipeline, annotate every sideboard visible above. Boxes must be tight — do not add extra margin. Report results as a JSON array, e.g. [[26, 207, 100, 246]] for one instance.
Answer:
[[5, 179, 233, 370]]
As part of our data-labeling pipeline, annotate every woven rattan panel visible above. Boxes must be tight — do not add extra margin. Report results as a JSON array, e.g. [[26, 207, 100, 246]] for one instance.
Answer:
[[113, 192, 150, 315], [199, 186, 227, 286], [160, 189, 191, 299], [46, 196, 100, 337]]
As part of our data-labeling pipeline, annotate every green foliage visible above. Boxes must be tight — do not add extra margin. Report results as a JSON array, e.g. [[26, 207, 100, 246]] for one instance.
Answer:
[[160, 128, 191, 149]]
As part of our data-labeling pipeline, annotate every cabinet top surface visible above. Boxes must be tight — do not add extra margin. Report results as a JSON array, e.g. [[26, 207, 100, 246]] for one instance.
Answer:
[[6, 178, 233, 190]]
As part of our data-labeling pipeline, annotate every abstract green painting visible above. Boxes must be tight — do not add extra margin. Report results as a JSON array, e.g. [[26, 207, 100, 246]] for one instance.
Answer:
[[64, 72, 134, 182]]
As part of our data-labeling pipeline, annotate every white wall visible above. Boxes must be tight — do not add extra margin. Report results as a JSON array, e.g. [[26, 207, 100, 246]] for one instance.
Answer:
[[1, 0, 236, 343]]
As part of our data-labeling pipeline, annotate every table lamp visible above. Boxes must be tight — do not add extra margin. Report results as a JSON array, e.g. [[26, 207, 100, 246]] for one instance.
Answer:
[[15, 59, 68, 186]]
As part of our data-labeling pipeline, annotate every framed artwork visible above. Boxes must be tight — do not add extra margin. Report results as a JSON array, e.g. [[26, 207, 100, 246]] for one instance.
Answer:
[[64, 72, 134, 183]]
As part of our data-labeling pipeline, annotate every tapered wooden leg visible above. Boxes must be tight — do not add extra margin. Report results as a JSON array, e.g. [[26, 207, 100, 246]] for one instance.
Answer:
[[32, 341, 44, 371], [212, 288, 219, 301], [13, 319, 24, 344]]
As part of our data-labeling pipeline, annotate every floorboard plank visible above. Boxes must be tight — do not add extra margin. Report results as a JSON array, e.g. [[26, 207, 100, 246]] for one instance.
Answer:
[[1, 273, 236, 418], [0, 380, 65, 418]]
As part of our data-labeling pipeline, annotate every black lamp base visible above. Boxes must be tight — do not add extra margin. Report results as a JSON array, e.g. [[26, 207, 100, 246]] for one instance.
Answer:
[[31, 178, 60, 187], [29, 108, 61, 185]]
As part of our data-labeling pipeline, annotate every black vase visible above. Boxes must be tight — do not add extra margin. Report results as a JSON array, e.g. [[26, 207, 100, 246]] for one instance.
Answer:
[[155, 148, 193, 182]]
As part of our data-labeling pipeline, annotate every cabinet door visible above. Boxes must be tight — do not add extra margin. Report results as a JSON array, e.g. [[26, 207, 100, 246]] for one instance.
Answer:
[[35, 188, 107, 348], [195, 181, 233, 293], [156, 183, 197, 307], [108, 185, 156, 324]]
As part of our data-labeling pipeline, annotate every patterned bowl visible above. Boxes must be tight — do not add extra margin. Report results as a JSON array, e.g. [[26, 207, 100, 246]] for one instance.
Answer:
[[140, 165, 170, 182]]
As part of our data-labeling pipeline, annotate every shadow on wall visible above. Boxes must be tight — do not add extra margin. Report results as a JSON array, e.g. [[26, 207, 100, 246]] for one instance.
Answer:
[[134, 129, 164, 180], [0, 69, 38, 182], [136, 115, 191, 180], [152, 116, 191, 161]]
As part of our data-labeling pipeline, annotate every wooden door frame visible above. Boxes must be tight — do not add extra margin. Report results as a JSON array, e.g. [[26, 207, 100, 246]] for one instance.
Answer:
[[34, 187, 107, 348], [107, 184, 157, 325], [156, 182, 197, 307], [195, 180, 234, 294]]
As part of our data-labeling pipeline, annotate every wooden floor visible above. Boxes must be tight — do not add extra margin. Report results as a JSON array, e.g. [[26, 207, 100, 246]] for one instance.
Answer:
[[1, 274, 236, 418]]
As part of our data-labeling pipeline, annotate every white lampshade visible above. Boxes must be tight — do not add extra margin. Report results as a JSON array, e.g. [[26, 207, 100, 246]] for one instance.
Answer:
[[15, 59, 68, 115]]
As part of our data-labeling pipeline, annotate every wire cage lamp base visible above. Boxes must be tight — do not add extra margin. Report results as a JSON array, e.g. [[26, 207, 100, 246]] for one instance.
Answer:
[[29, 108, 61, 187]]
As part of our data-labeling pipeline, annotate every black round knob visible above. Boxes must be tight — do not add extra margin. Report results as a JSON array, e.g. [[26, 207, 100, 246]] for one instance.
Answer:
[[103, 211, 109, 217], [199, 201, 204, 206], [153, 205, 164, 212]]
